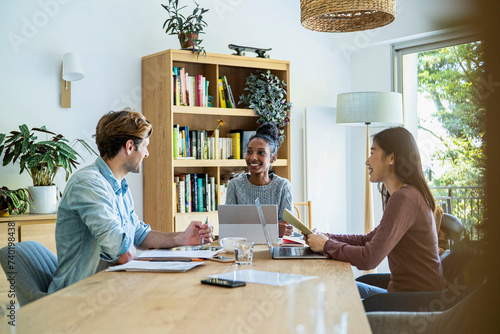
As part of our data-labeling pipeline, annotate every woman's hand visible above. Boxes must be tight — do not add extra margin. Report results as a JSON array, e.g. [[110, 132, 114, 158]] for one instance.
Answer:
[[305, 232, 329, 253]]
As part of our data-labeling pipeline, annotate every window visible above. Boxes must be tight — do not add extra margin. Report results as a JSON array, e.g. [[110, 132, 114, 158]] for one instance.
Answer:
[[393, 31, 485, 239]]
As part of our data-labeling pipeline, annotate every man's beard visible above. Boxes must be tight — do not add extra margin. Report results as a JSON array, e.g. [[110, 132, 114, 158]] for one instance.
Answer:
[[124, 160, 141, 174]]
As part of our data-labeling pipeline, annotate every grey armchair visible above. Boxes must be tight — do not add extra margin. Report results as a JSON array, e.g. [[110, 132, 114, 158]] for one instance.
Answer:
[[0, 240, 58, 306]]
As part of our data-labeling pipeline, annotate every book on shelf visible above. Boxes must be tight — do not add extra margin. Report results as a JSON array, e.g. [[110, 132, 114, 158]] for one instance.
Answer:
[[185, 174, 191, 213], [173, 125, 179, 158], [229, 129, 243, 159], [180, 126, 190, 157], [218, 78, 226, 108], [192, 173, 199, 212], [242, 130, 256, 154], [174, 173, 218, 213], [178, 175, 186, 213], [220, 76, 236, 108], [172, 67, 210, 107]]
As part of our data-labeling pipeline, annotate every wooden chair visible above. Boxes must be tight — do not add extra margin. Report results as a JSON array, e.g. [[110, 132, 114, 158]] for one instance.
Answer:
[[293, 201, 312, 229]]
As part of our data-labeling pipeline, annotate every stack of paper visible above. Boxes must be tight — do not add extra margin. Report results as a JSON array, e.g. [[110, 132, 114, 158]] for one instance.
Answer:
[[107, 260, 204, 273]]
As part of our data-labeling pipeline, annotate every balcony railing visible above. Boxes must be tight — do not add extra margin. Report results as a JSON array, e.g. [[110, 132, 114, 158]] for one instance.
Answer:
[[430, 186, 484, 240]]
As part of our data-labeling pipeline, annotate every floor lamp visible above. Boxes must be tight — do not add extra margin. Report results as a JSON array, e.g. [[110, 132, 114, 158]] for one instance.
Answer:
[[336, 92, 403, 235]]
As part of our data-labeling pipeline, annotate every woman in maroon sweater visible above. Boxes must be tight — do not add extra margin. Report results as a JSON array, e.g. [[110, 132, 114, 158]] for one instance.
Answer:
[[306, 127, 445, 298]]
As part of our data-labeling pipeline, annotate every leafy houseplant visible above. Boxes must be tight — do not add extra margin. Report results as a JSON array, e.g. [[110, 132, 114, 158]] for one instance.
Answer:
[[238, 70, 292, 144], [0, 187, 32, 216], [162, 0, 209, 58], [0, 125, 96, 186]]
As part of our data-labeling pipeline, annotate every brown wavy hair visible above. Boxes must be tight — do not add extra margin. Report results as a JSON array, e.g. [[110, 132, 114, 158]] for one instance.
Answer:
[[373, 127, 435, 212], [94, 110, 153, 160]]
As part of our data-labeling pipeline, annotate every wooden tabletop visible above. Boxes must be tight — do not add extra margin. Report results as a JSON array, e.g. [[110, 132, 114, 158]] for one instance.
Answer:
[[18, 246, 371, 333]]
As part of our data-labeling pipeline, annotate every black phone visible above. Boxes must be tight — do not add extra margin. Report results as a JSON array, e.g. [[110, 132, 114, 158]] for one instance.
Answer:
[[201, 278, 246, 288]]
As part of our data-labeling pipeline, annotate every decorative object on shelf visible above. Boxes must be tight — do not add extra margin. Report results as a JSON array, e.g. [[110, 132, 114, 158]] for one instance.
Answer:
[[238, 70, 291, 144], [336, 92, 403, 235], [61, 52, 85, 108], [161, 0, 209, 58], [228, 44, 271, 58], [300, 0, 396, 33], [0, 186, 32, 216], [0, 125, 97, 213]]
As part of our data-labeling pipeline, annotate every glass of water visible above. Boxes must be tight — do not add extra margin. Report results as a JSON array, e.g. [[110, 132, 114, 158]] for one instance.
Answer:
[[233, 240, 254, 265]]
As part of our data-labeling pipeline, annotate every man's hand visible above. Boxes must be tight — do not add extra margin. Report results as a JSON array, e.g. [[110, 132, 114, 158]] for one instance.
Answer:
[[305, 232, 328, 253], [116, 245, 137, 264], [279, 221, 293, 238], [181, 221, 213, 246]]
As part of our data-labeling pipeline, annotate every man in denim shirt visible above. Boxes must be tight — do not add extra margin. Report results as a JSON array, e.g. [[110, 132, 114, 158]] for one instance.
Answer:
[[49, 110, 212, 292]]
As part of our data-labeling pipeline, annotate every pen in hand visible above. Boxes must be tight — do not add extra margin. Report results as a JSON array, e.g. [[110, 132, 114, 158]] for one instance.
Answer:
[[202, 217, 208, 246]]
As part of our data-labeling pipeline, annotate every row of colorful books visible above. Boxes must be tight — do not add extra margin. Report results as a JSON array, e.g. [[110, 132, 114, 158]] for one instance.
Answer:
[[173, 125, 256, 160], [172, 67, 211, 107], [174, 174, 230, 213], [218, 76, 236, 108]]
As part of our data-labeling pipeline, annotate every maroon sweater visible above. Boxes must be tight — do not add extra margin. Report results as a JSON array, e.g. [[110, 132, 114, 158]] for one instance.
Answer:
[[323, 185, 445, 292]]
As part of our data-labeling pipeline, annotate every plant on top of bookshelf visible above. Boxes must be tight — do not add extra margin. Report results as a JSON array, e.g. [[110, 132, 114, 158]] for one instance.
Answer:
[[238, 70, 292, 144], [161, 0, 209, 58]]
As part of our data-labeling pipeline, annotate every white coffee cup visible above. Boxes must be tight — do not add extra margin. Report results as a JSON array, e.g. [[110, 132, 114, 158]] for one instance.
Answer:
[[219, 237, 247, 253]]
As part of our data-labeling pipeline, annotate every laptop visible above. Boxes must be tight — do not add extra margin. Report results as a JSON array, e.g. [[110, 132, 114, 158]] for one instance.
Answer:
[[255, 198, 326, 260], [218, 204, 279, 244]]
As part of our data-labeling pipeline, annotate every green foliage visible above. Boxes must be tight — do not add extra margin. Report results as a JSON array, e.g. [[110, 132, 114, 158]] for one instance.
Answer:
[[417, 41, 485, 187], [161, 0, 209, 57], [0, 186, 32, 215], [238, 70, 292, 144], [0, 125, 97, 186]]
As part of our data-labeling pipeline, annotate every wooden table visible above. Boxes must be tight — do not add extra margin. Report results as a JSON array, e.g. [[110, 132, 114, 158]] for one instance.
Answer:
[[18, 246, 372, 333]]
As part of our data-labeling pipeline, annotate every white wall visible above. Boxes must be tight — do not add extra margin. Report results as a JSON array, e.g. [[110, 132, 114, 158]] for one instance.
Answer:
[[0, 0, 348, 221]]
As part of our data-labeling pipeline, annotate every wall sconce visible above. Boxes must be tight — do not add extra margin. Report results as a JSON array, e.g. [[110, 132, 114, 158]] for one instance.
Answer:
[[60, 52, 85, 108]]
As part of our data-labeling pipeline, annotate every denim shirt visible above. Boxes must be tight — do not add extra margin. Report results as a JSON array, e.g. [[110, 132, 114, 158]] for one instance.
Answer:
[[48, 157, 151, 293]]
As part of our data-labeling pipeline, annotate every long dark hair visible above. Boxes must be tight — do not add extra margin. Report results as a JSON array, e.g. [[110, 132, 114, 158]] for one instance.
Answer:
[[373, 127, 435, 212]]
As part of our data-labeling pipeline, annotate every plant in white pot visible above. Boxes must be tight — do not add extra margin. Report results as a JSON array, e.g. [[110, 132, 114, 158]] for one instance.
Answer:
[[0, 125, 96, 214]]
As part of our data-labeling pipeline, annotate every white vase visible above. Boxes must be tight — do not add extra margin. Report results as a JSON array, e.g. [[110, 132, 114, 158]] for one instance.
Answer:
[[28, 185, 58, 214]]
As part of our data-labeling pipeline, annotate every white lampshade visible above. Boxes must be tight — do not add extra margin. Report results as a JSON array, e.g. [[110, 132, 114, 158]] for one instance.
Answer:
[[62, 52, 85, 81], [336, 92, 403, 127]]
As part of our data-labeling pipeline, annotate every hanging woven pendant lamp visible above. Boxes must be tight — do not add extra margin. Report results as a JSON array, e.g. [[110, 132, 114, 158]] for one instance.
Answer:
[[301, 0, 396, 33]]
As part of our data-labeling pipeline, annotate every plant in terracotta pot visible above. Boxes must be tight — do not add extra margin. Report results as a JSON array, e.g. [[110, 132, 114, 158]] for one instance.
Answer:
[[0, 187, 32, 216], [0, 125, 96, 214], [161, 0, 209, 57], [238, 70, 292, 144]]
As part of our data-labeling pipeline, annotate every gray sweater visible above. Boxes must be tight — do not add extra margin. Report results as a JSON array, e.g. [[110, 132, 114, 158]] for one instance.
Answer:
[[225, 173, 293, 221]]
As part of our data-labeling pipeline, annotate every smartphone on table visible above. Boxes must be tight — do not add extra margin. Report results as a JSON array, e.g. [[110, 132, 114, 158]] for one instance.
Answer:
[[201, 278, 246, 288]]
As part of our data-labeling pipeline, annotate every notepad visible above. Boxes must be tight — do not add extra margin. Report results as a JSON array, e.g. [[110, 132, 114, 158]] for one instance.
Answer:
[[283, 209, 313, 235], [138, 249, 222, 259], [107, 260, 204, 273]]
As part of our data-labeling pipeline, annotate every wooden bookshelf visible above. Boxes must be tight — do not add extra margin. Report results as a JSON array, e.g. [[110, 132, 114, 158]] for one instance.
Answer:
[[142, 50, 291, 233]]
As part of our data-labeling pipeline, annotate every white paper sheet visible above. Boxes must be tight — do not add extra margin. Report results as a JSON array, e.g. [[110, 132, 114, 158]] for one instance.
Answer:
[[137, 249, 222, 259], [208, 269, 317, 286], [107, 260, 204, 272]]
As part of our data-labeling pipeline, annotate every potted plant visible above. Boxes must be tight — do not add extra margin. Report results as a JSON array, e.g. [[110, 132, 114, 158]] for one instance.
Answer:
[[0, 186, 32, 216], [0, 125, 96, 214], [238, 70, 292, 144], [161, 0, 209, 57]]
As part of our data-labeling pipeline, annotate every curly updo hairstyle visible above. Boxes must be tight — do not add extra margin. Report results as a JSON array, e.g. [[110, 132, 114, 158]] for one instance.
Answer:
[[249, 123, 280, 155]]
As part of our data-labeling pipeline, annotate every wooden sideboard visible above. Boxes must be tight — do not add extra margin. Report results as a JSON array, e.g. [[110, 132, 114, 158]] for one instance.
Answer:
[[0, 214, 57, 299]]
